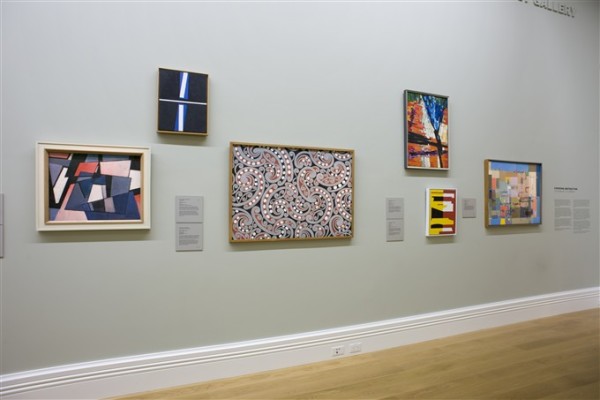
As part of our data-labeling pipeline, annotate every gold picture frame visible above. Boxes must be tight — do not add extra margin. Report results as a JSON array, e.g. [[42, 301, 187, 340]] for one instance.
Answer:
[[484, 159, 542, 227], [230, 142, 354, 242]]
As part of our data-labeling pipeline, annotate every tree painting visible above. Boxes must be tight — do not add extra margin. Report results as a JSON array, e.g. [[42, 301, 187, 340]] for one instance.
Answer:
[[405, 91, 449, 169]]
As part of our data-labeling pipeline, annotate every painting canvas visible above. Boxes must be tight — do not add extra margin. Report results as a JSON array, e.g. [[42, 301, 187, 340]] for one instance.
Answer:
[[426, 188, 457, 236], [158, 68, 208, 135], [484, 160, 542, 227], [230, 142, 354, 242], [405, 90, 449, 170], [36, 142, 151, 231]]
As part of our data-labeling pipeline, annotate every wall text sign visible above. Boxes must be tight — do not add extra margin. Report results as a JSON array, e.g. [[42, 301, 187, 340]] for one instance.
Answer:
[[518, 0, 575, 18]]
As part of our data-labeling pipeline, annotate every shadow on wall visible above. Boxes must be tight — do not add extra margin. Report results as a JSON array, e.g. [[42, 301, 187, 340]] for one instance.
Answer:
[[484, 225, 542, 236], [228, 237, 352, 252], [37, 230, 152, 244]]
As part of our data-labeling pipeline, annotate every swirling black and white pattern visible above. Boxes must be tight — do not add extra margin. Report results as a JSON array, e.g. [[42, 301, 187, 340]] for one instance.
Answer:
[[231, 143, 354, 241]]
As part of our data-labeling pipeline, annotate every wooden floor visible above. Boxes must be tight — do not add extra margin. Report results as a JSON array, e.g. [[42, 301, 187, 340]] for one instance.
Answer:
[[114, 309, 599, 399]]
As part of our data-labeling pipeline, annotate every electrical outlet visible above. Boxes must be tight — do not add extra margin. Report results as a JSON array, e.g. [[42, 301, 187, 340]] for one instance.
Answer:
[[349, 342, 362, 354], [331, 345, 345, 357]]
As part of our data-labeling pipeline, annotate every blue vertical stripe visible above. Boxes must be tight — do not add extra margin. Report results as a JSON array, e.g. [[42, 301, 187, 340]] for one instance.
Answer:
[[179, 72, 189, 100], [175, 103, 188, 131]]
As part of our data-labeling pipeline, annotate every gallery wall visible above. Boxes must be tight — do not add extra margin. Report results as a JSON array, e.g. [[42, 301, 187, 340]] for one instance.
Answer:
[[1, 0, 599, 375]]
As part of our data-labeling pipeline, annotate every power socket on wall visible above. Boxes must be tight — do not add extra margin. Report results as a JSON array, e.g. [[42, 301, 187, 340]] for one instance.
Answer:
[[331, 342, 363, 357], [331, 345, 345, 357], [349, 342, 362, 353]]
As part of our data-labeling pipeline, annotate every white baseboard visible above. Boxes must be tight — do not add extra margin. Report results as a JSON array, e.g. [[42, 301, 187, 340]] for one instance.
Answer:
[[2, 287, 598, 399]]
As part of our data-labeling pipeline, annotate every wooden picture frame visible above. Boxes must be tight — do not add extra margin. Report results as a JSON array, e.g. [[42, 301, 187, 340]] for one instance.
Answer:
[[425, 188, 457, 237], [158, 67, 208, 136], [484, 159, 542, 227], [230, 142, 354, 242], [36, 142, 151, 231], [404, 90, 449, 170]]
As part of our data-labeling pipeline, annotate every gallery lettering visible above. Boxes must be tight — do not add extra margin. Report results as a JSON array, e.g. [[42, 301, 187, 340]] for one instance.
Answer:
[[517, 0, 575, 18]]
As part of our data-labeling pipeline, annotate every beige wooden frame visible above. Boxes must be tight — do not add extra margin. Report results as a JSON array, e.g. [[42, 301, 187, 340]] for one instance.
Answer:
[[36, 142, 151, 231]]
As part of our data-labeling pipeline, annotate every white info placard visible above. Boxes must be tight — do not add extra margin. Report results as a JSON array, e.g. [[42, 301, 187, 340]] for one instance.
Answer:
[[176, 196, 204, 251], [386, 197, 404, 242], [176, 196, 204, 223]]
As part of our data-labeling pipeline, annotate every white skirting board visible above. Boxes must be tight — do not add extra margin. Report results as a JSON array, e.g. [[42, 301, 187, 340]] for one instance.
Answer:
[[2, 287, 598, 399]]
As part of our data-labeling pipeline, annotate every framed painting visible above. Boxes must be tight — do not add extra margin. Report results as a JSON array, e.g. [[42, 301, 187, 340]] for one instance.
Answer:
[[426, 188, 457, 237], [230, 142, 354, 242], [36, 142, 151, 231], [404, 90, 449, 170], [158, 67, 208, 136], [484, 160, 542, 227]]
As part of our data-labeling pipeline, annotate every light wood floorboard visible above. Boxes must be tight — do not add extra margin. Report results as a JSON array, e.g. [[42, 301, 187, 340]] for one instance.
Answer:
[[113, 309, 599, 399]]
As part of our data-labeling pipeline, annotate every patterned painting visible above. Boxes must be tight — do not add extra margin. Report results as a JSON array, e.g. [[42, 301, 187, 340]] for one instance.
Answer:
[[426, 188, 457, 236], [484, 160, 542, 227], [158, 68, 208, 135], [405, 90, 449, 169], [37, 143, 150, 231], [230, 142, 354, 242]]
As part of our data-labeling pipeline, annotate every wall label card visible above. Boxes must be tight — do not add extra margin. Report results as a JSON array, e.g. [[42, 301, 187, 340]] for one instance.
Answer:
[[554, 199, 572, 231], [176, 196, 204, 223], [386, 219, 404, 242], [386, 198, 404, 220], [462, 198, 476, 218], [176, 223, 203, 251], [386, 197, 404, 242], [0, 194, 3, 258], [175, 196, 204, 251], [573, 199, 591, 234]]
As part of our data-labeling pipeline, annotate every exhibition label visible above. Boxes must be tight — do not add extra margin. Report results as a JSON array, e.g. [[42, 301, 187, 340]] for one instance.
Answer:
[[517, 0, 575, 18]]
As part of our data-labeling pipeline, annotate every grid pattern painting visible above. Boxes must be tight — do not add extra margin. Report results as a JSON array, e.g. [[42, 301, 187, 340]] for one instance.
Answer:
[[485, 160, 542, 226]]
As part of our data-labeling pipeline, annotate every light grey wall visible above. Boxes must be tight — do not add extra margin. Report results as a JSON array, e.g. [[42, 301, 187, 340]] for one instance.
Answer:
[[1, 1, 598, 374]]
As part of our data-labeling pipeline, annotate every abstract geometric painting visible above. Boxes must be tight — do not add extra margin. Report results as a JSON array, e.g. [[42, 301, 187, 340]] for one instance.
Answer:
[[158, 68, 208, 135], [426, 188, 457, 236], [230, 142, 354, 242], [36, 143, 151, 231], [484, 160, 542, 227], [405, 90, 449, 170]]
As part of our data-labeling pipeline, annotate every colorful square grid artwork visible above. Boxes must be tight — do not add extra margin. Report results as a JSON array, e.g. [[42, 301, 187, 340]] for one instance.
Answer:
[[158, 68, 208, 135], [37, 143, 151, 231], [405, 90, 449, 169], [230, 142, 354, 242], [484, 160, 542, 227], [426, 188, 457, 236]]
